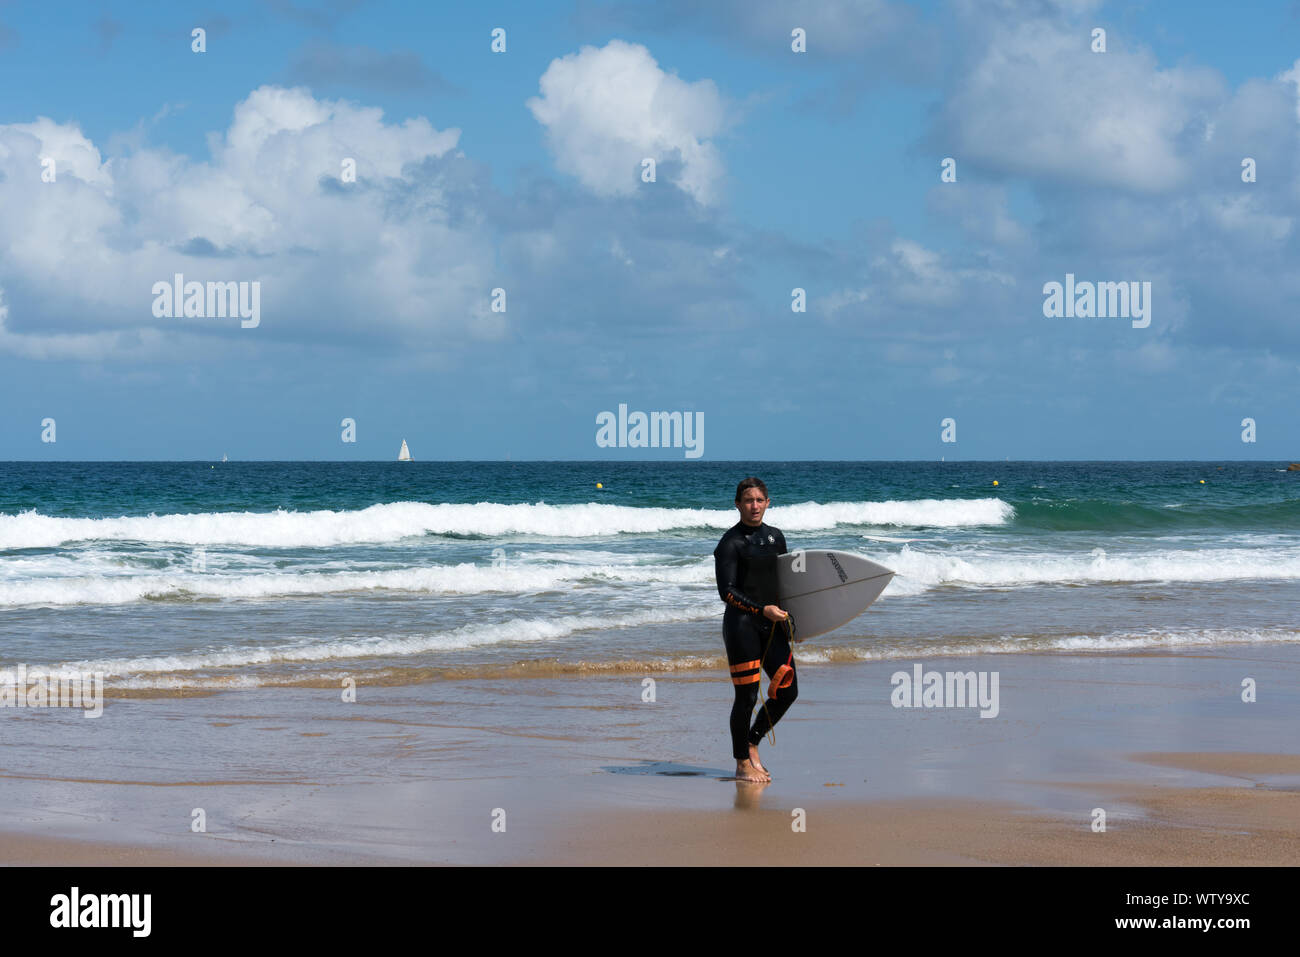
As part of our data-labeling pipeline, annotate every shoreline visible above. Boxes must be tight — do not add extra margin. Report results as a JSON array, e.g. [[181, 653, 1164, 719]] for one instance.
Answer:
[[1, 646, 1297, 865]]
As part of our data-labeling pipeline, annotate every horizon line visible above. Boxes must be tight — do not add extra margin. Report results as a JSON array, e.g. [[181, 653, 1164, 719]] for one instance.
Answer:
[[1, 459, 1297, 465]]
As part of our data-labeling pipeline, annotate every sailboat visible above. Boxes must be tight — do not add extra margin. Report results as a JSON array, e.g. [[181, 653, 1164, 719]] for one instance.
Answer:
[[221, 453, 228, 462], [397, 439, 412, 462]]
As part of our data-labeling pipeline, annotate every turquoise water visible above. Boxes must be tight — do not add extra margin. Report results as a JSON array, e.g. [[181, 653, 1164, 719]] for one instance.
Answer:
[[4, 460, 1296, 526], [1, 461, 1297, 692]]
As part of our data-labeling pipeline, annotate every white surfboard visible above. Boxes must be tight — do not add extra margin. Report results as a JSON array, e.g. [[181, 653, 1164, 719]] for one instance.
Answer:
[[777, 550, 894, 640]]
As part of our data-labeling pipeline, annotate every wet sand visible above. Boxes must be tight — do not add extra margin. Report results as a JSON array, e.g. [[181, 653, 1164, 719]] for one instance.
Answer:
[[2, 646, 1297, 865]]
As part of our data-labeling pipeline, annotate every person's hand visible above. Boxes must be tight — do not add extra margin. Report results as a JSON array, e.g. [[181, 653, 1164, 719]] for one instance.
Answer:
[[763, 605, 788, 622]]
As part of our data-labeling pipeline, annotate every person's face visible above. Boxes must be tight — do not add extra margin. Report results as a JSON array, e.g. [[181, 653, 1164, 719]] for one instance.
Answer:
[[736, 488, 769, 526]]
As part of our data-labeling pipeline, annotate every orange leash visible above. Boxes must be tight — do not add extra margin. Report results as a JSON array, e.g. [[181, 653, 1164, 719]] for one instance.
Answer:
[[757, 614, 796, 746]]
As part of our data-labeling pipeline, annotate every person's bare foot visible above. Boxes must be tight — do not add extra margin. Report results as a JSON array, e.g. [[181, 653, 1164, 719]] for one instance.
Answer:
[[748, 744, 771, 780], [735, 758, 770, 783]]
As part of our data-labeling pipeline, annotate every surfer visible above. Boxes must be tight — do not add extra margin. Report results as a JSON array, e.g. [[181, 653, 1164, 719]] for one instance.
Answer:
[[714, 477, 801, 783]]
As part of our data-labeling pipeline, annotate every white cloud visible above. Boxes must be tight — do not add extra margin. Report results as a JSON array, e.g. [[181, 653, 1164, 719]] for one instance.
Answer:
[[927, 182, 1028, 246], [870, 239, 1013, 308], [0, 286, 168, 361], [822, 286, 872, 323], [2, 118, 112, 186], [1207, 194, 1292, 244], [940, 19, 1223, 192], [0, 86, 494, 359], [527, 40, 726, 205], [1278, 59, 1300, 121]]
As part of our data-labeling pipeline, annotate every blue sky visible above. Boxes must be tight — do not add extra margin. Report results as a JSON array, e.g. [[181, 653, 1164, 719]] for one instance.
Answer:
[[1, 0, 1299, 460]]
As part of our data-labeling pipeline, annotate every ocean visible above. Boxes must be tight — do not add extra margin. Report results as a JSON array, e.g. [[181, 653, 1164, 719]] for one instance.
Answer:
[[1, 460, 1297, 695]]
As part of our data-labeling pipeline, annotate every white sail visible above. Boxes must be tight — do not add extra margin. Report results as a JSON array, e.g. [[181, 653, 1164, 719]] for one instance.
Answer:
[[398, 439, 412, 462], [221, 453, 228, 462]]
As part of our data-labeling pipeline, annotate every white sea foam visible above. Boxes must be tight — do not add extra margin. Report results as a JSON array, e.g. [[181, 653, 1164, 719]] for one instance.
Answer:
[[5, 536, 1300, 607], [0, 497, 1014, 549], [53, 605, 718, 678], [0, 559, 713, 607], [885, 543, 1300, 594]]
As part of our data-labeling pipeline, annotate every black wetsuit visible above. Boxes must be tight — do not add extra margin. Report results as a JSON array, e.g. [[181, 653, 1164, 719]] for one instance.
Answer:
[[713, 521, 797, 761]]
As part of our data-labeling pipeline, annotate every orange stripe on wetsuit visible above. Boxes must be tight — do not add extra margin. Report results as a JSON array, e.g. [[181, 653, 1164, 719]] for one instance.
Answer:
[[729, 658, 761, 685]]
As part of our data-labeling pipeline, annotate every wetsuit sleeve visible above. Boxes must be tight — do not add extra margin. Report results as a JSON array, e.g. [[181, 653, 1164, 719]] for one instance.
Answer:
[[714, 536, 765, 614]]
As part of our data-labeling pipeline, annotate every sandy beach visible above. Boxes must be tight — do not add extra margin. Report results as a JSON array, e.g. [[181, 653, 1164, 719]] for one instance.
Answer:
[[2, 644, 1297, 866]]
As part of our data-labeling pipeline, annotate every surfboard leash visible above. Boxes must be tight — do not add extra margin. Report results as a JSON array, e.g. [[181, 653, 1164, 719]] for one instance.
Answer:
[[758, 613, 797, 747]]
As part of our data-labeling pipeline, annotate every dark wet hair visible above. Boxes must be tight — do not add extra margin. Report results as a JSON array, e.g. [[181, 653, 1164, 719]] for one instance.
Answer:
[[734, 477, 769, 503]]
